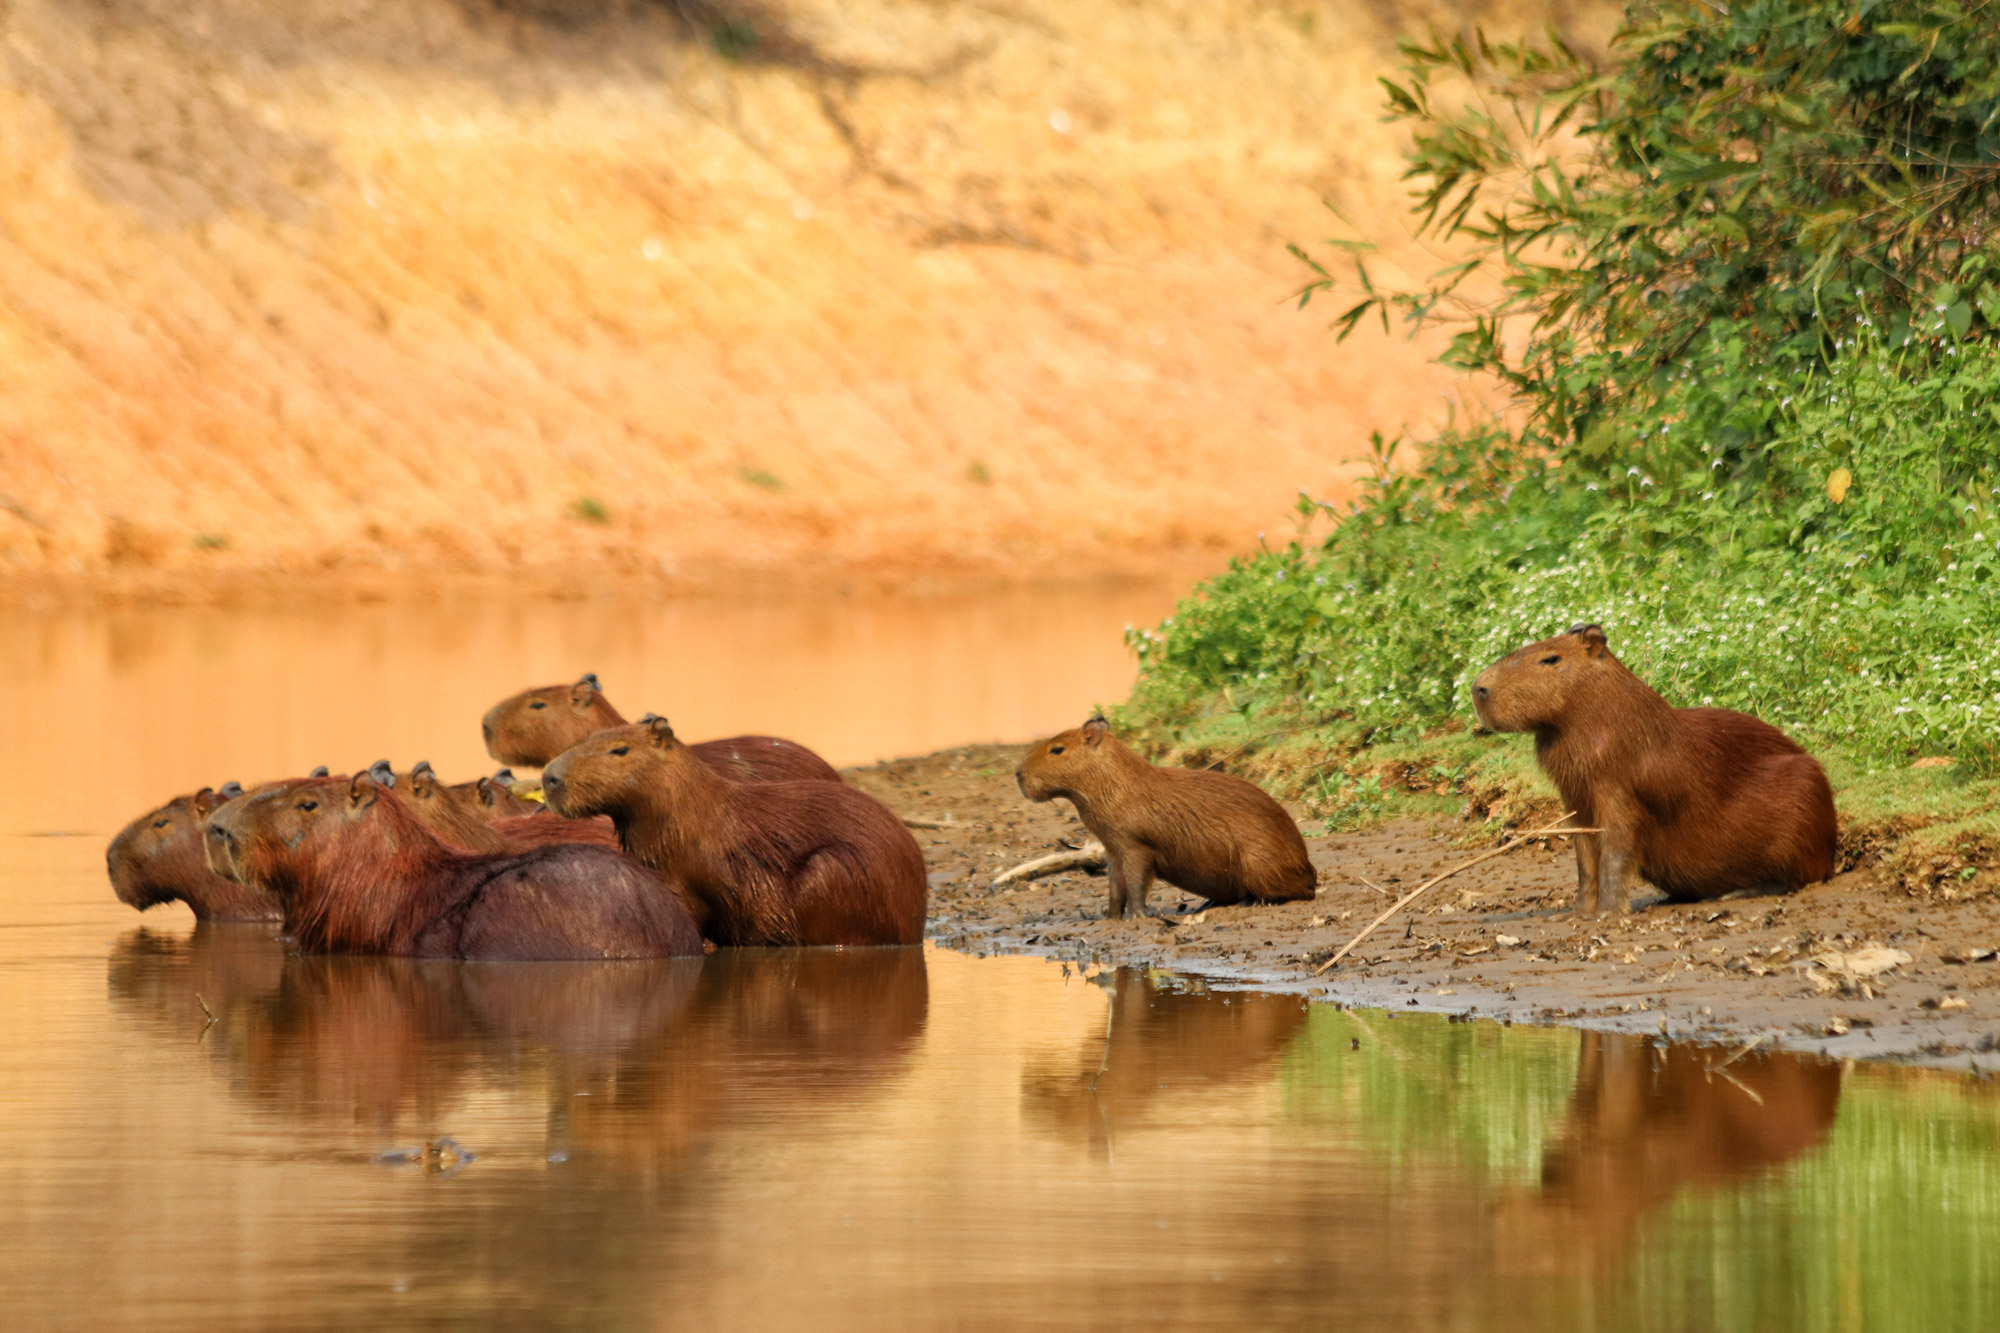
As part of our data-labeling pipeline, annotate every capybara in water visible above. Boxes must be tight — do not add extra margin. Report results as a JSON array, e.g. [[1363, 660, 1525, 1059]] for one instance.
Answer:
[[107, 784, 280, 922], [206, 774, 702, 960], [480, 673, 842, 783], [1015, 715, 1316, 918], [1472, 623, 1838, 914], [541, 717, 927, 946], [399, 759, 624, 852]]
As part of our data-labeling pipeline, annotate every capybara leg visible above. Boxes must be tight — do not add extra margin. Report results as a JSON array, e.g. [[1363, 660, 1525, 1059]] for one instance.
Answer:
[[1573, 836, 1602, 915], [1596, 836, 1638, 916], [1106, 846, 1155, 919]]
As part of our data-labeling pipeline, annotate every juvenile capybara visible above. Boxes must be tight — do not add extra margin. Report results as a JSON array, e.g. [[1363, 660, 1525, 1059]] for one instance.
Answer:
[[107, 784, 280, 922], [480, 673, 842, 783], [206, 774, 703, 960], [541, 717, 928, 946], [1015, 715, 1316, 918], [1472, 623, 1837, 913], [399, 759, 620, 852]]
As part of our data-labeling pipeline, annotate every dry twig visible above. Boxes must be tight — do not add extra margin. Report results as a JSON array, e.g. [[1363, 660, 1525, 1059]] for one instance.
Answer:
[[993, 841, 1107, 888], [1312, 815, 1597, 976]]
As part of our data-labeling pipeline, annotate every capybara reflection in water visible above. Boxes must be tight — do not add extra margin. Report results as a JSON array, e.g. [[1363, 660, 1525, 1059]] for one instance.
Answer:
[[206, 774, 702, 959], [1016, 715, 1316, 918], [108, 784, 280, 922], [1472, 623, 1837, 914], [481, 672, 842, 783], [542, 717, 927, 946]]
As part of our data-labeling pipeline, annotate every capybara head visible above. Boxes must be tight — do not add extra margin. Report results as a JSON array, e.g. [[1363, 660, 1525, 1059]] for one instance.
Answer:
[[108, 784, 241, 909], [542, 715, 685, 818], [1472, 623, 1629, 733], [207, 774, 401, 893], [482, 673, 627, 767], [1016, 714, 1114, 803]]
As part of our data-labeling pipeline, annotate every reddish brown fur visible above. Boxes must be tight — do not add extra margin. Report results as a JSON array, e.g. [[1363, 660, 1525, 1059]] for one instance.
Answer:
[[480, 673, 842, 782], [1472, 623, 1838, 914], [107, 787, 280, 922], [1015, 716, 1316, 918], [399, 760, 620, 852], [541, 718, 927, 946], [206, 775, 702, 960]]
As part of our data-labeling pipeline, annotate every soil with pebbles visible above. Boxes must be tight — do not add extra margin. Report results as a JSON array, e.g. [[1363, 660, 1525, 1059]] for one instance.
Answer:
[[848, 744, 2000, 1069]]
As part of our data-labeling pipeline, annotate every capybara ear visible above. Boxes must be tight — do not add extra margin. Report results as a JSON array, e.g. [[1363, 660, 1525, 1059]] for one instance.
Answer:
[[646, 715, 677, 748], [191, 787, 217, 818], [368, 759, 397, 789], [476, 777, 504, 807], [1571, 623, 1609, 656], [308, 765, 330, 778], [409, 760, 437, 798], [569, 674, 602, 711], [491, 768, 517, 790], [348, 774, 381, 809], [1081, 714, 1111, 746], [217, 781, 244, 801]]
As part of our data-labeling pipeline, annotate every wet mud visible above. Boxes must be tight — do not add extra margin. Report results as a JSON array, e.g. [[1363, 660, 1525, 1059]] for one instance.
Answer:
[[851, 746, 2000, 1068]]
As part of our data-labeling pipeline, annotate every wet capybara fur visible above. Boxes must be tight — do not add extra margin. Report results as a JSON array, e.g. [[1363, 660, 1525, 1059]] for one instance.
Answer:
[[1472, 623, 1838, 914], [541, 717, 927, 946], [107, 784, 280, 922], [1016, 715, 1317, 918], [206, 774, 702, 960], [481, 673, 842, 783]]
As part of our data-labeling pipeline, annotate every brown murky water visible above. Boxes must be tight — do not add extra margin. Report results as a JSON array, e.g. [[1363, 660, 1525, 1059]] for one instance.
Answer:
[[3, 592, 1998, 1330]]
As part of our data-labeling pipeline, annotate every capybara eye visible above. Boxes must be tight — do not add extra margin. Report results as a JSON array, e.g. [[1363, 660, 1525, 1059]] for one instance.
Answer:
[[151, 818, 170, 829], [298, 800, 319, 812], [610, 746, 630, 756], [1540, 654, 1562, 665], [1050, 745, 1066, 755], [529, 701, 548, 710]]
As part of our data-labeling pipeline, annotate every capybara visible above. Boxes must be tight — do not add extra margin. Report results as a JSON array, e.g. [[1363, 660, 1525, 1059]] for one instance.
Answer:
[[205, 774, 703, 960], [1471, 623, 1838, 913], [107, 784, 280, 922], [1015, 715, 1316, 918], [480, 673, 842, 783], [540, 716, 927, 946]]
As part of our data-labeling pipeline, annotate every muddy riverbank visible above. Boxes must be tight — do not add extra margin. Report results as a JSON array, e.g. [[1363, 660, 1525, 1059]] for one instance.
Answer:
[[850, 746, 2000, 1069]]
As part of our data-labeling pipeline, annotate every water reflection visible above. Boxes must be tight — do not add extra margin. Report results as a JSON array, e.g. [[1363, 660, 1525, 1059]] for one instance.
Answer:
[[1022, 970, 1308, 1154], [1499, 1031, 1844, 1274]]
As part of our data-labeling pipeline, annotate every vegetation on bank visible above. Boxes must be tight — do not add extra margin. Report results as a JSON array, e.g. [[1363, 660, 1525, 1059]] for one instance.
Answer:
[[1125, 0, 2000, 869]]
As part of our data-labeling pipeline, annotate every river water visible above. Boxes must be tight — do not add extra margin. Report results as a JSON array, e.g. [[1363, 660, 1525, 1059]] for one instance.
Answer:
[[2, 591, 1998, 1330]]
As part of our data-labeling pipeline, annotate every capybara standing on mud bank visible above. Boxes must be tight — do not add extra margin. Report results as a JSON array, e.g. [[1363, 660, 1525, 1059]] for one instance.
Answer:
[[206, 774, 702, 960], [108, 784, 280, 922], [1015, 715, 1316, 919], [481, 673, 842, 783], [541, 717, 927, 946], [1472, 623, 1837, 914]]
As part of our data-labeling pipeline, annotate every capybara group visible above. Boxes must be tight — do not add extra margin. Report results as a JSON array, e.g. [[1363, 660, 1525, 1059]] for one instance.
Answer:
[[481, 672, 842, 783], [206, 774, 703, 960], [1472, 623, 1837, 914], [1015, 715, 1316, 918], [541, 717, 927, 946], [107, 784, 280, 923]]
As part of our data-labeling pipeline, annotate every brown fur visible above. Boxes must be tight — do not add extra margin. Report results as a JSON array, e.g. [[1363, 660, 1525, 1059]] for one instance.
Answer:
[[480, 674, 842, 783], [1015, 715, 1316, 918], [541, 718, 928, 946], [1472, 623, 1838, 913], [400, 760, 620, 852], [107, 786, 279, 922], [206, 774, 702, 960]]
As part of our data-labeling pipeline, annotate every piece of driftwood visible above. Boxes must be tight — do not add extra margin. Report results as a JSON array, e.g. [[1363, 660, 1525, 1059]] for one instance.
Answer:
[[1312, 815, 1596, 976], [902, 813, 957, 830], [992, 841, 1107, 888]]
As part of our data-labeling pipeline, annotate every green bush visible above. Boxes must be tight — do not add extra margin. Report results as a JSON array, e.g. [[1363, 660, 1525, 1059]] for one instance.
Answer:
[[1132, 0, 2000, 776]]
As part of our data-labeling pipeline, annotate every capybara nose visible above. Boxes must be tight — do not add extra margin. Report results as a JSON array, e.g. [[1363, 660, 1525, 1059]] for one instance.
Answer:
[[482, 721, 493, 743], [1474, 685, 1490, 701]]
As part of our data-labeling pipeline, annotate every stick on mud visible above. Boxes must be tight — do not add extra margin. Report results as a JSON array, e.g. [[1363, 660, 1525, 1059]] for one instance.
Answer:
[[1313, 815, 1596, 976]]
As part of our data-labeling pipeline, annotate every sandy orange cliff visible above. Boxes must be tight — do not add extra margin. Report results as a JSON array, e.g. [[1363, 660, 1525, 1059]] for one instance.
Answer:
[[0, 0, 1596, 601]]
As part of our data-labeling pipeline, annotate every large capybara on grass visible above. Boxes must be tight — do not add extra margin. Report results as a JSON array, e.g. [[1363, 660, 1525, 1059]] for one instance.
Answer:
[[205, 774, 703, 960], [108, 784, 280, 922], [481, 673, 842, 783], [1015, 715, 1316, 918], [541, 717, 927, 946], [1472, 623, 1838, 914]]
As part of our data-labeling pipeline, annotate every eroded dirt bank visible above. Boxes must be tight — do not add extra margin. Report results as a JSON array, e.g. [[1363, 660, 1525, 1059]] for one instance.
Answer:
[[848, 746, 2000, 1069]]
